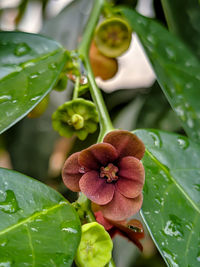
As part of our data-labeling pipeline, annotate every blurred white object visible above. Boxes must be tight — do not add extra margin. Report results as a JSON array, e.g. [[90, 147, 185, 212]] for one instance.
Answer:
[[0, 0, 21, 9], [17, 0, 42, 33], [136, 0, 155, 17], [45, 0, 74, 18], [96, 0, 156, 92], [96, 34, 155, 92]]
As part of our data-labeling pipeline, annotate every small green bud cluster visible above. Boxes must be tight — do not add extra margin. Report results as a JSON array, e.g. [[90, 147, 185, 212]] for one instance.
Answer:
[[52, 98, 99, 140]]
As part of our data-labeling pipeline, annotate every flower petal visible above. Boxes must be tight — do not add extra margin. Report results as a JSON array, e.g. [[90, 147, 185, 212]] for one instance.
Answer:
[[116, 156, 145, 198], [79, 143, 118, 170], [79, 170, 115, 205], [95, 211, 114, 231], [100, 189, 143, 221], [103, 130, 145, 160], [62, 152, 82, 192]]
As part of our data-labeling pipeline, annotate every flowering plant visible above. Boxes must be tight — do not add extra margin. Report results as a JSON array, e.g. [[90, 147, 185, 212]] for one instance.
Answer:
[[0, 0, 199, 266], [62, 130, 145, 221]]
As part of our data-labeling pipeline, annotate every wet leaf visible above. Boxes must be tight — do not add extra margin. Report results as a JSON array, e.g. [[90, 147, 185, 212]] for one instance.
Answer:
[[0, 168, 81, 266], [0, 32, 67, 134], [134, 129, 200, 267], [121, 8, 200, 143], [161, 0, 200, 59]]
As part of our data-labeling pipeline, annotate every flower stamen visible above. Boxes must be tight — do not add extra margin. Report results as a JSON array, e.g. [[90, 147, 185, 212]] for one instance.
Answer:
[[100, 163, 118, 183]]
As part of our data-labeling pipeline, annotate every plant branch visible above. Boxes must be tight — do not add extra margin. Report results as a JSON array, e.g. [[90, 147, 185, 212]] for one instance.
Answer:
[[78, 0, 114, 142]]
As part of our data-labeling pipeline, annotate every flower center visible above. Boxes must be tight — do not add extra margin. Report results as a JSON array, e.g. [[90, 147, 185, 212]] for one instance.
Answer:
[[100, 163, 118, 183], [68, 114, 84, 130]]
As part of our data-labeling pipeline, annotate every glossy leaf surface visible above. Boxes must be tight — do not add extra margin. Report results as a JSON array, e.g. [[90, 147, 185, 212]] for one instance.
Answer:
[[161, 0, 200, 59], [121, 8, 200, 143], [0, 168, 81, 266], [0, 32, 67, 134], [134, 129, 200, 267]]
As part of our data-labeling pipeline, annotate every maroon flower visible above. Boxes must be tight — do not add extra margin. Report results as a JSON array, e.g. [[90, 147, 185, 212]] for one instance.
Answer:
[[62, 130, 145, 221], [95, 210, 144, 251]]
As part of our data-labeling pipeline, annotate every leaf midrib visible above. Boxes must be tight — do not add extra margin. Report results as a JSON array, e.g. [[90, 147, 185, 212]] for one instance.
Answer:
[[0, 202, 66, 236], [145, 149, 200, 214]]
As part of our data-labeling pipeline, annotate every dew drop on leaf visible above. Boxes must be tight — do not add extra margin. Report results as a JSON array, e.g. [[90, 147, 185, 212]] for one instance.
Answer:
[[0, 260, 12, 267], [0, 239, 7, 247], [148, 131, 162, 148], [162, 249, 179, 267], [197, 251, 200, 262], [14, 43, 30, 56], [163, 215, 184, 239], [0, 190, 20, 214], [48, 63, 57, 70], [0, 95, 12, 104], [155, 196, 164, 206], [193, 184, 200, 192], [177, 136, 189, 149], [30, 96, 41, 102], [29, 73, 39, 79]]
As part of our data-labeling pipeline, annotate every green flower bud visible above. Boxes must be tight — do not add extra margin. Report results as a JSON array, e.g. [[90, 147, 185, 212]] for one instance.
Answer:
[[94, 16, 132, 58], [75, 222, 113, 267], [52, 98, 99, 140]]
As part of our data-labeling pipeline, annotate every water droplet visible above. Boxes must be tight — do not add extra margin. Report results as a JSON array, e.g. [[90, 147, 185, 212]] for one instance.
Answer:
[[0, 261, 12, 267], [185, 221, 193, 231], [62, 227, 78, 234], [48, 63, 57, 70], [30, 96, 40, 101], [147, 35, 156, 45], [187, 117, 194, 128], [23, 62, 35, 68], [186, 82, 192, 89], [162, 249, 179, 267], [30, 227, 38, 232], [0, 190, 20, 214], [0, 239, 7, 247], [159, 170, 170, 183], [165, 47, 176, 60], [153, 184, 159, 190], [14, 43, 30, 56], [155, 196, 164, 206], [80, 75, 88, 85], [174, 105, 186, 121], [163, 215, 184, 239], [193, 184, 200, 192], [29, 73, 39, 79], [177, 136, 189, 149], [148, 131, 162, 148], [61, 221, 78, 234], [0, 95, 12, 104], [197, 251, 200, 262]]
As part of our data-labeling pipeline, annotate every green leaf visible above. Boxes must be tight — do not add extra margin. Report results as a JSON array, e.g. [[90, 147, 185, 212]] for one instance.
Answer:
[[121, 8, 200, 143], [0, 168, 81, 266], [0, 32, 67, 134], [134, 129, 200, 267], [161, 0, 200, 59]]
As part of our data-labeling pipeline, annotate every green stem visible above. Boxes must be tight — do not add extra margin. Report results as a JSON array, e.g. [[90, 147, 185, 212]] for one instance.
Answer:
[[73, 76, 80, 99], [78, 0, 114, 142]]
